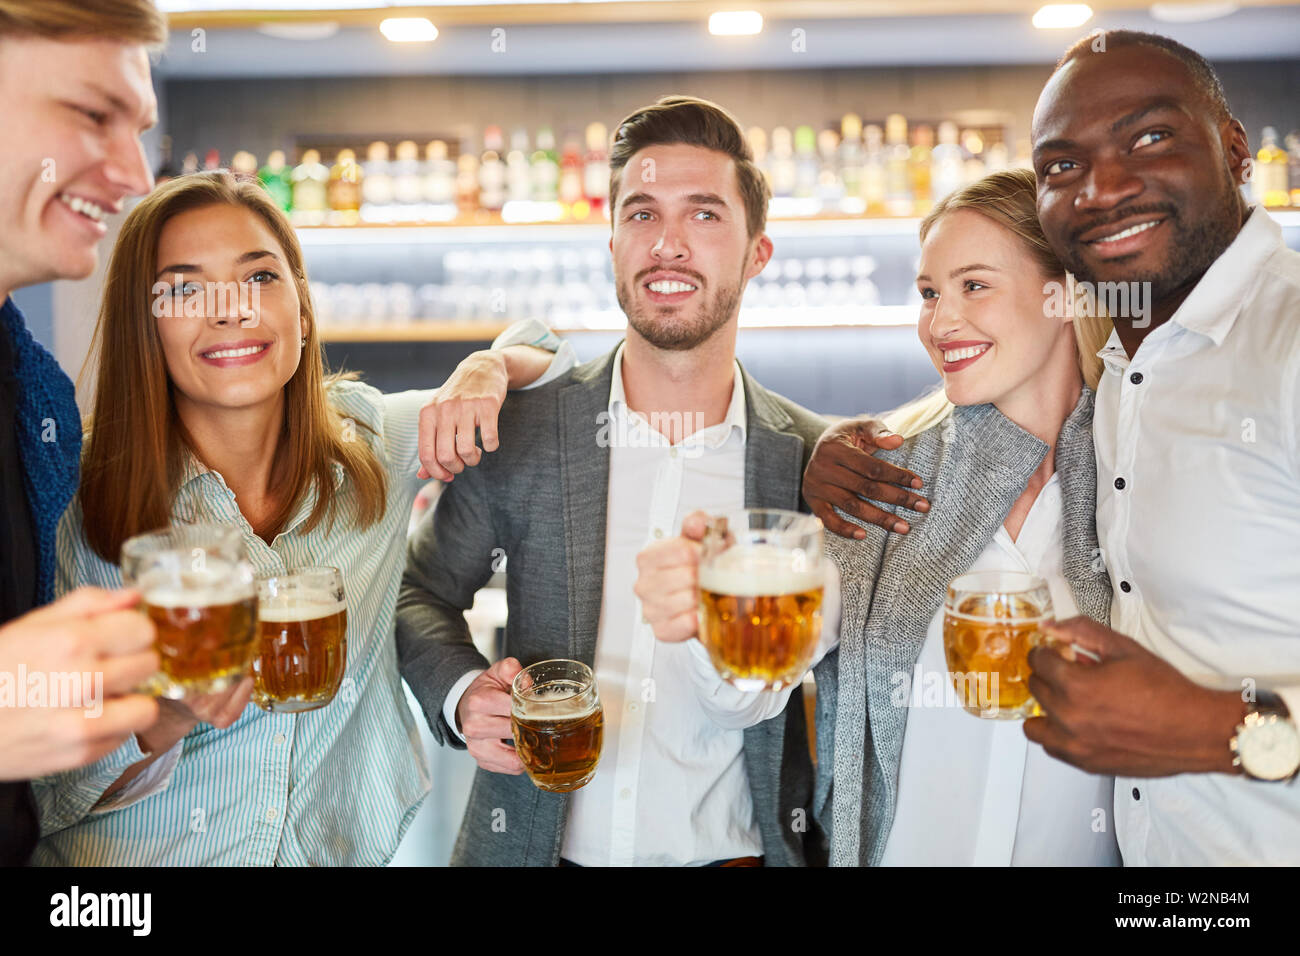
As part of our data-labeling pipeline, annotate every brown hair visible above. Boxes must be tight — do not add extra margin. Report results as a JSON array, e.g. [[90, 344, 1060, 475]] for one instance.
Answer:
[[608, 95, 771, 238], [79, 171, 387, 561], [886, 168, 1112, 438], [0, 0, 167, 46]]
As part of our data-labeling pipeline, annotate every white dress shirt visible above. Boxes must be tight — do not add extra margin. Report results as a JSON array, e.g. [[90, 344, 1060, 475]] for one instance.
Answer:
[[880, 474, 1120, 866], [1093, 206, 1300, 865]]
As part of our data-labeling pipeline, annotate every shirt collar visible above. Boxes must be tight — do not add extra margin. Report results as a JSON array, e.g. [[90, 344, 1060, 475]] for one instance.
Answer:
[[1095, 206, 1282, 373], [607, 342, 748, 447], [1167, 205, 1282, 346]]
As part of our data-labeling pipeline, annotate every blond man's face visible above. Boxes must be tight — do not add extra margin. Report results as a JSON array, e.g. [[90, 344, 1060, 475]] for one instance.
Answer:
[[0, 36, 156, 294]]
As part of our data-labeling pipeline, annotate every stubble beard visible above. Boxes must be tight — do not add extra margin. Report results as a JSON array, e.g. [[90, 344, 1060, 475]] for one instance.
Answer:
[[617, 269, 743, 352]]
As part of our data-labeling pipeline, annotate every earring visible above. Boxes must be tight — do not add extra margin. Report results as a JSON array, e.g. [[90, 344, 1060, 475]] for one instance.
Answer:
[[301, 336, 307, 346]]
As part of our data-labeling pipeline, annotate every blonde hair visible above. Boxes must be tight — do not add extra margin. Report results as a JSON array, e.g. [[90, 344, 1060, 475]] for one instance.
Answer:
[[0, 0, 167, 46], [79, 171, 388, 560], [884, 168, 1112, 438]]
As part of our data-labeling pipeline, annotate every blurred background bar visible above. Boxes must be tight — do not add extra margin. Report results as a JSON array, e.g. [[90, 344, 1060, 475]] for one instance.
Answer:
[[31, 0, 1300, 863]]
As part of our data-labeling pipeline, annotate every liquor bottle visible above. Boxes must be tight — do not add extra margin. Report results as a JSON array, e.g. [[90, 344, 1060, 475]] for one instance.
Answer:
[[506, 128, 532, 205], [230, 150, 258, 181], [747, 126, 770, 190], [884, 113, 911, 217], [985, 139, 1010, 173], [530, 127, 560, 203], [583, 121, 609, 217], [258, 150, 293, 211], [909, 124, 934, 215], [930, 121, 965, 204], [838, 113, 863, 207], [793, 125, 819, 199], [1254, 127, 1290, 207], [290, 149, 328, 225], [861, 123, 885, 215], [479, 126, 507, 213], [456, 151, 480, 218], [203, 148, 221, 172], [154, 134, 177, 185], [391, 140, 424, 220], [769, 127, 796, 199], [1286, 131, 1300, 207], [558, 130, 585, 218], [423, 140, 457, 208], [360, 141, 393, 220], [181, 151, 199, 176], [327, 148, 363, 222], [961, 129, 986, 185], [816, 128, 845, 209]]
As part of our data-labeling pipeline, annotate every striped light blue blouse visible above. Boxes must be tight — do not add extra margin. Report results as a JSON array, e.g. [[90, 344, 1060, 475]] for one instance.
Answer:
[[32, 380, 433, 866]]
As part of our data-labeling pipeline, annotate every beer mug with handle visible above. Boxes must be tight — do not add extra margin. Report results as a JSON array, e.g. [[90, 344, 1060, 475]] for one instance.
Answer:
[[942, 571, 1054, 719], [120, 522, 258, 699], [697, 508, 825, 692], [253, 567, 348, 713], [511, 659, 604, 793]]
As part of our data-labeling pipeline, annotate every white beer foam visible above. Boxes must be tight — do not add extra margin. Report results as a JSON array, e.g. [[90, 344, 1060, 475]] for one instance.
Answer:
[[698, 544, 822, 598], [141, 563, 253, 608], [515, 681, 599, 721], [259, 598, 347, 623]]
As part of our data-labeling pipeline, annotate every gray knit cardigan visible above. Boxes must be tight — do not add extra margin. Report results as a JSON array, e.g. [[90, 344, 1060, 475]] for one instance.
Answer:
[[813, 388, 1112, 866]]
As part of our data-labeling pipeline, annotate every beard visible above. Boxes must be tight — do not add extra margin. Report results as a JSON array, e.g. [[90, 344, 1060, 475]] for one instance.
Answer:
[[1057, 173, 1243, 308], [616, 267, 743, 351]]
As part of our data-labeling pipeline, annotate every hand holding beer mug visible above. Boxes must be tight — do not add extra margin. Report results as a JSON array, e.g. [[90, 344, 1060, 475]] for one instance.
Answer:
[[697, 509, 825, 692], [943, 571, 1053, 719], [510, 660, 603, 793], [121, 523, 258, 699], [253, 567, 347, 713]]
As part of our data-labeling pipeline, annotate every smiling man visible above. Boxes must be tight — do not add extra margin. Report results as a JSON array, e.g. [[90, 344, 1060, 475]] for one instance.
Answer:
[[1024, 31, 1300, 865], [0, 0, 168, 866], [396, 97, 829, 866]]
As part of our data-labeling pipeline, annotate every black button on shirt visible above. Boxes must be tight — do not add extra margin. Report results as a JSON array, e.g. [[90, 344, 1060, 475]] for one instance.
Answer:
[[0, 319, 41, 867]]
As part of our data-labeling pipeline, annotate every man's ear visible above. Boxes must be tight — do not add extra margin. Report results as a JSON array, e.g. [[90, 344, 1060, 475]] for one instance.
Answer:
[[746, 233, 774, 280], [1223, 117, 1251, 187]]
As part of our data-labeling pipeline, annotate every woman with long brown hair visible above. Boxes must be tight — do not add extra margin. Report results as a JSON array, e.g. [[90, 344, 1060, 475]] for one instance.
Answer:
[[31, 170, 553, 865]]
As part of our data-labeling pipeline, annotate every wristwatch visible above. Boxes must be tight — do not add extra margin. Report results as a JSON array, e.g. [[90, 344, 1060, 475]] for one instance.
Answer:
[[1229, 691, 1300, 781]]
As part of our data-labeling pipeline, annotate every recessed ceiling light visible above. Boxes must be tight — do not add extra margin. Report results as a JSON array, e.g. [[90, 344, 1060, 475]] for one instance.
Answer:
[[1149, 2, 1238, 22], [1032, 4, 1094, 28], [709, 11, 763, 36], [256, 22, 340, 41], [380, 17, 438, 43]]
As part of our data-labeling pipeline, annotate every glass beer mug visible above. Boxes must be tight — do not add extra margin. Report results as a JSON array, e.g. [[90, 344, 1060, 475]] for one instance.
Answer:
[[697, 508, 825, 692], [253, 567, 348, 713], [942, 571, 1054, 719], [510, 660, 604, 793], [121, 522, 258, 699]]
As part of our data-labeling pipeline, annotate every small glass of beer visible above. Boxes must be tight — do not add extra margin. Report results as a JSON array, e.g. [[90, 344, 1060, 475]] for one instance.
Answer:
[[121, 523, 258, 699], [253, 567, 348, 713], [510, 659, 603, 793], [697, 508, 825, 692], [942, 571, 1054, 719]]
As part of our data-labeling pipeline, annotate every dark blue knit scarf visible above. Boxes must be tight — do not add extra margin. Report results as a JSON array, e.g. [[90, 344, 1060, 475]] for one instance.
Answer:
[[1, 297, 82, 605]]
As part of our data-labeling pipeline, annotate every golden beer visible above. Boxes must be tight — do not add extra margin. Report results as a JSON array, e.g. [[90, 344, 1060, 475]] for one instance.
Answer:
[[511, 660, 603, 793], [942, 572, 1054, 719], [253, 568, 348, 713], [698, 510, 825, 692], [123, 524, 258, 699], [144, 589, 258, 693]]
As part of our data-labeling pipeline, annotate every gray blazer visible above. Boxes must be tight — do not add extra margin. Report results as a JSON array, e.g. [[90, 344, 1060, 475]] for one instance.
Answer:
[[396, 348, 829, 866], [813, 389, 1111, 866]]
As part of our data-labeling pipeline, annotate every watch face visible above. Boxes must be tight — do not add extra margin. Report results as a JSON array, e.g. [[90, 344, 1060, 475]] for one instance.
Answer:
[[1239, 718, 1300, 781]]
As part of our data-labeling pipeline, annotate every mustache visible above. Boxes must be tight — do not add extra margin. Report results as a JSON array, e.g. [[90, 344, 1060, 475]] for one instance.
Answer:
[[1069, 202, 1179, 243], [632, 266, 707, 286]]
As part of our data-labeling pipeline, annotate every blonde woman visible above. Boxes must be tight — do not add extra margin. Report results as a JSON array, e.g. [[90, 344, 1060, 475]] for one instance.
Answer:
[[637, 168, 1119, 865], [32, 171, 557, 865]]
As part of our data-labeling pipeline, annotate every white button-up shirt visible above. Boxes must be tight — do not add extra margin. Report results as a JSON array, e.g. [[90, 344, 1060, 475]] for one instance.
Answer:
[[1093, 206, 1300, 865], [561, 344, 761, 866], [881, 474, 1119, 866]]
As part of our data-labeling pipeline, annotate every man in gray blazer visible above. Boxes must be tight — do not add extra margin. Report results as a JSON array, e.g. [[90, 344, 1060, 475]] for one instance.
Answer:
[[396, 96, 829, 866]]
